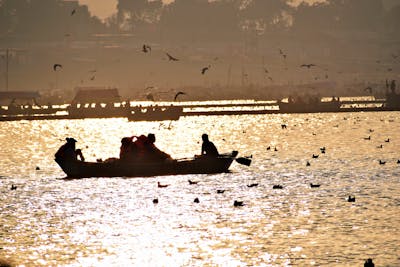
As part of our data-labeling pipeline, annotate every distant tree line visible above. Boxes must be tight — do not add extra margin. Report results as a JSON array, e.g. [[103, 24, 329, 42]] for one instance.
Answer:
[[0, 0, 399, 43]]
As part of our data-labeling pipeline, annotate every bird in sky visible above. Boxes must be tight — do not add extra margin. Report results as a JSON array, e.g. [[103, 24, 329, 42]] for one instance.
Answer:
[[53, 64, 62, 71], [166, 52, 179, 61], [201, 65, 211, 75], [263, 67, 269, 73], [90, 76, 95, 81], [146, 93, 155, 101], [142, 44, 151, 53], [364, 86, 373, 94], [174, 91, 186, 101], [71, 9, 76, 16], [300, 64, 316, 68], [279, 49, 287, 59]]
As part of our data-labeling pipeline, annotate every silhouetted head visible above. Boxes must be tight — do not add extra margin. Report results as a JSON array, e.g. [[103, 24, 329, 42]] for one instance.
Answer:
[[147, 133, 156, 143], [121, 137, 131, 145], [66, 137, 77, 143], [202, 134, 209, 142]]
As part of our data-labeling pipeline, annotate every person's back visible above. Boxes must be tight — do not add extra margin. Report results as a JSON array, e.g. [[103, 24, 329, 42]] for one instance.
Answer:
[[364, 258, 374, 267], [55, 138, 78, 161], [201, 134, 219, 157], [143, 133, 172, 162]]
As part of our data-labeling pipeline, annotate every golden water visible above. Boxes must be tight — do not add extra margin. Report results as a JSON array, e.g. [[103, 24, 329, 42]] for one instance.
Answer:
[[0, 112, 399, 266]]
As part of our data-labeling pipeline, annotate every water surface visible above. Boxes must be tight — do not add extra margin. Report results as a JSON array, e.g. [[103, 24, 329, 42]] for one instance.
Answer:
[[0, 111, 399, 266]]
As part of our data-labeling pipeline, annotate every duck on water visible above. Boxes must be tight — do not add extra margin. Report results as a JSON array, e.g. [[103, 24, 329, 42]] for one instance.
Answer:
[[55, 134, 249, 178]]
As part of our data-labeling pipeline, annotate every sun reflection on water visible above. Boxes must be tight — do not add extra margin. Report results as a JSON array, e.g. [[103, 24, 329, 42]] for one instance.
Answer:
[[0, 112, 399, 266]]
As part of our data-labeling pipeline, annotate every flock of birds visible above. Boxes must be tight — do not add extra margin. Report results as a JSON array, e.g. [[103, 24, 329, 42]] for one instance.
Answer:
[[152, 178, 320, 207]]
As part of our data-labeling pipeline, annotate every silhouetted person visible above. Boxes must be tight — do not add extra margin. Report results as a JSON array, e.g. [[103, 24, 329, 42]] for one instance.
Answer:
[[55, 138, 84, 162], [201, 134, 219, 157], [364, 258, 374, 267], [144, 133, 172, 162], [119, 136, 136, 162]]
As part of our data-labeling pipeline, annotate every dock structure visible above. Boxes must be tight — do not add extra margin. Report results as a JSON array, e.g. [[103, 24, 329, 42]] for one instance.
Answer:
[[0, 93, 398, 122]]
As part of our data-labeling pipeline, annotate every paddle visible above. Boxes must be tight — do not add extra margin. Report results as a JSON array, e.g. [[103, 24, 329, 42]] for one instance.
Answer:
[[235, 156, 252, 166]]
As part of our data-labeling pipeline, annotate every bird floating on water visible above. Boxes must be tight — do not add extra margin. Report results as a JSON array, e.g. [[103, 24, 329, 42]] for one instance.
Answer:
[[153, 198, 158, 204], [10, 184, 17, 190], [247, 183, 258, 188], [273, 185, 283, 189], [379, 160, 386, 165], [188, 180, 198, 185], [310, 183, 320, 188], [217, 189, 225, 194], [348, 196, 356, 202], [312, 154, 319, 159], [194, 197, 200, 203], [306, 161, 311, 166], [157, 182, 169, 188], [234, 200, 244, 207]]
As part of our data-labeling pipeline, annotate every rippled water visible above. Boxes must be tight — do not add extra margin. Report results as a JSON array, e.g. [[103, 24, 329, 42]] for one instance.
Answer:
[[0, 111, 399, 266]]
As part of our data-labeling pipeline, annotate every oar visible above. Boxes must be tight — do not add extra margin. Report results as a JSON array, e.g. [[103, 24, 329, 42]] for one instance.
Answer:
[[235, 156, 252, 166]]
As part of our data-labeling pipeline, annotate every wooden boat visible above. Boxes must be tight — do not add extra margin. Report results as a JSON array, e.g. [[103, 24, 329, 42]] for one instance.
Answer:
[[128, 106, 183, 121], [56, 151, 238, 178], [279, 97, 341, 113]]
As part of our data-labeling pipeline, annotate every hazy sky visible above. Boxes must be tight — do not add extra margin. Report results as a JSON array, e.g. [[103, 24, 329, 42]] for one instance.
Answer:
[[78, 0, 326, 20], [78, 0, 173, 20]]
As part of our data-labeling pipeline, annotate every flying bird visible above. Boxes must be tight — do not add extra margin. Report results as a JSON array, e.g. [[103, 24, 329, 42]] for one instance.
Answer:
[[166, 52, 179, 61], [263, 67, 269, 73], [146, 93, 155, 101], [364, 86, 373, 94], [201, 65, 211, 75], [300, 64, 316, 68], [71, 9, 76, 16], [142, 44, 151, 53], [53, 64, 62, 71], [174, 91, 186, 101]]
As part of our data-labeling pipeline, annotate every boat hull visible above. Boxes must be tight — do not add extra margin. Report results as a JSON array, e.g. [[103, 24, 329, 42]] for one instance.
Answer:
[[56, 152, 237, 178]]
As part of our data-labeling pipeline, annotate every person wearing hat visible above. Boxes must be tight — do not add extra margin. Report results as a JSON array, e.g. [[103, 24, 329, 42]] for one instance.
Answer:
[[201, 133, 219, 157], [55, 137, 84, 162]]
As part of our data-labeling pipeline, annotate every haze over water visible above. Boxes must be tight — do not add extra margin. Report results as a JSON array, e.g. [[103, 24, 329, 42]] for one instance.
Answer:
[[1, 111, 399, 266]]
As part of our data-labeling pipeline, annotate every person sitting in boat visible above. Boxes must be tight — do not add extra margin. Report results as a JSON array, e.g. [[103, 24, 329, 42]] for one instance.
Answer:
[[143, 133, 172, 162], [55, 138, 85, 162], [119, 136, 136, 162], [201, 134, 219, 157]]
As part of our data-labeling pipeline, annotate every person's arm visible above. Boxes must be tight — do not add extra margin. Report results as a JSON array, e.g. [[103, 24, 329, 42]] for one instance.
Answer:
[[201, 143, 206, 155]]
